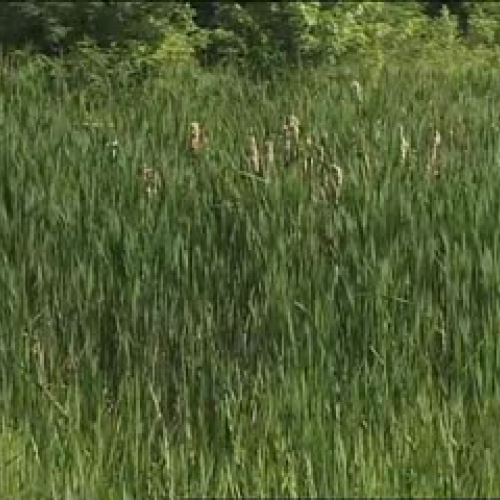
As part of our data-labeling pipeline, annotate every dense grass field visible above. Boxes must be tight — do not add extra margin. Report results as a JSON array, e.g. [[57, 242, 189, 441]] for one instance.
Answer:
[[1, 56, 500, 497]]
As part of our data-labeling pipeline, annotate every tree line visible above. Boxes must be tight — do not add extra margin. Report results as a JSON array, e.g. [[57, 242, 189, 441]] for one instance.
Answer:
[[1, 2, 500, 69]]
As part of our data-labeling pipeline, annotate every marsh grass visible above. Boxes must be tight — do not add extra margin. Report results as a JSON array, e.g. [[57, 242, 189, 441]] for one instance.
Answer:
[[1, 57, 500, 497]]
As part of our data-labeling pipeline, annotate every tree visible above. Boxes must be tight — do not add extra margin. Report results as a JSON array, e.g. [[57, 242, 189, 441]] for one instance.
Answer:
[[0, 2, 198, 54]]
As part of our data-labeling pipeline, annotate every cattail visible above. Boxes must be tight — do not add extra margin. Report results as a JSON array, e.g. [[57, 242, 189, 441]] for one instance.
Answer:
[[399, 124, 410, 163], [189, 121, 206, 155], [107, 138, 119, 161], [249, 135, 260, 174], [288, 115, 300, 144], [139, 166, 162, 198], [283, 114, 300, 166], [303, 134, 314, 175], [320, 163, 343, 203], [332, 163, 344, 199], [428, 129, 442, 177], [264, 139, 275, 171]]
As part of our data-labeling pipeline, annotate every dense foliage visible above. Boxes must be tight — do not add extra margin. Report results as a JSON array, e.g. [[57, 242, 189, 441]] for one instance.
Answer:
[[2, 1, 500, 69]]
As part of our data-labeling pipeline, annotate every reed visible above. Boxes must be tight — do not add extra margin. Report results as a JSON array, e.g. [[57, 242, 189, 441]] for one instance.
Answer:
[[1, 56, 500, 498]]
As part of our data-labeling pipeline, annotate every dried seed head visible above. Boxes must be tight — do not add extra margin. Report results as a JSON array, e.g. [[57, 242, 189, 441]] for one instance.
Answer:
[[190, 122, 199, 132], [332, 163, 343, 193], [288, 114, 300, 143], [107, 138, 119, 160], [249, 135, 260, 174], [434, 129, 442, 147], [139, 166, 162, 197], [399, 125, 410, 163], [428, 129, 442, 177], [189, 121, 206, 154], [315, 172, 334, 202], [283, 115, 300, 165], [303, 135, 314, 174], [264, 139, 275, 170], [320, 163, 344, 202]]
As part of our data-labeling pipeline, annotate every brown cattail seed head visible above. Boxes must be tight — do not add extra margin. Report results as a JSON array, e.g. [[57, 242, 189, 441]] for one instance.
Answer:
[[139, 166, 162, 198], [189, 121, 206, 154], [264, 139, 275, 171], [249, 135, 260, 174], [303, 135, 314, 174], [333, 163, 343, 192], [288, 114, 300, 143], [399, 125, 410, 163], [428, 129, 442, 177], [283, 114, 300, 165], [328, 163, 343, 201]]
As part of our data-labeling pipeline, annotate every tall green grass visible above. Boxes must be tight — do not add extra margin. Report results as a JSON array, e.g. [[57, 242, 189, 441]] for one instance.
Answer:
[[1, 55, 500, 497]]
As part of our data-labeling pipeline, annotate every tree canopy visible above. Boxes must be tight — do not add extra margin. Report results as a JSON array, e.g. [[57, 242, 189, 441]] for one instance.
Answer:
[[1, 1, 499, 69]]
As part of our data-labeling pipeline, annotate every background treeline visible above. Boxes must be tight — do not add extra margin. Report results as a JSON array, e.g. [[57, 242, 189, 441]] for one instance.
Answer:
[[2, 1, 500, 71]]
